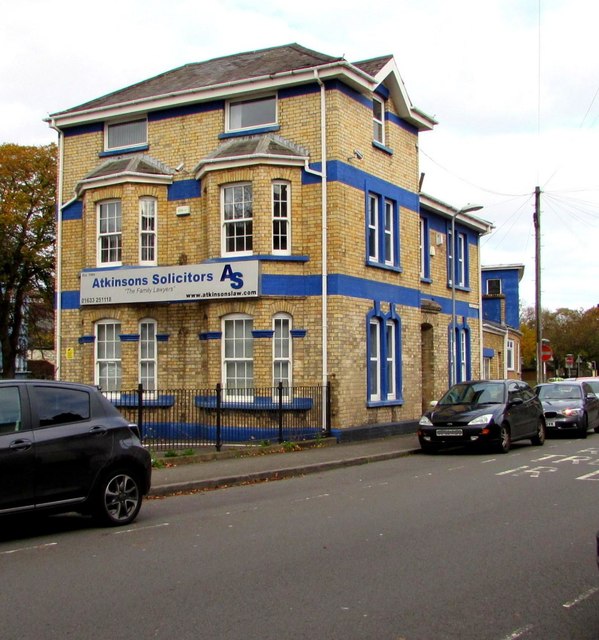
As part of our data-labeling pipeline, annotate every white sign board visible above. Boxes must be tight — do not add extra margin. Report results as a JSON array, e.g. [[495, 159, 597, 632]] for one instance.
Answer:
[[80, 261, 260, 305]]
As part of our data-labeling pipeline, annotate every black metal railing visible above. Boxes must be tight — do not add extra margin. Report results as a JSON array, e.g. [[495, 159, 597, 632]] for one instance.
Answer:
[[112, 382, 331, 452]]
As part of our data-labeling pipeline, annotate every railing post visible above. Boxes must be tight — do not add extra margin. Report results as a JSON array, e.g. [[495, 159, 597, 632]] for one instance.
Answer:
[[216, 383, 222, 452], [137, 383, 144, 440], [277, 381, 284, 443]]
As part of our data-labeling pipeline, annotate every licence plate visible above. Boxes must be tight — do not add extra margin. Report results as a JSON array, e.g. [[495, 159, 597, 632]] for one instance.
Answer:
[[436, 428, 463, 437], [546, 420, 555, 428]]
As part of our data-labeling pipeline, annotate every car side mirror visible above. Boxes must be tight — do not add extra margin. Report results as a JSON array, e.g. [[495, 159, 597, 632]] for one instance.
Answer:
[[429, 400, 438, 408], [509, 397, 524, 406]]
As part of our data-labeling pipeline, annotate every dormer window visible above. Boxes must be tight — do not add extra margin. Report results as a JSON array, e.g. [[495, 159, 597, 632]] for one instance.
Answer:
[[105, 118, 147, 151], [227, 95, 276, 132]]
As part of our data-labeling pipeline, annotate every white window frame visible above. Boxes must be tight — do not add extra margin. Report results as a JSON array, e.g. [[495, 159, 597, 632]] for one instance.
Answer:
[[139, 197, 157, 265], [484, 356, 492, 379], [272, 181, 291, 255], [97, 200, 122, 266], [448, 228, 454, 286], [222, 314, 254, 399], [486, 278, 502, 295], [386, 320, 397, 400], [369, 319, 381, 401], [419, 218, 426, 279], [506, 339, 515, 371], [383, 199, 394, 266], [226, 95, 277, 132], [457, 233, 466, 287], [273, 313, 292, 390], [460, 330, 468, 382], [95, 320, 122, 395], [368, 194, 379, 261], [373, 96, 385, 144], [105, 118, 147, 151], [222, 183, 253, 256], [139, 319, 157, 392]]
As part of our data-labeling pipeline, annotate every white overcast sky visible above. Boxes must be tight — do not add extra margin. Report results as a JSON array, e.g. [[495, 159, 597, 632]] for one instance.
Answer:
[[2, 0, 598, 312]]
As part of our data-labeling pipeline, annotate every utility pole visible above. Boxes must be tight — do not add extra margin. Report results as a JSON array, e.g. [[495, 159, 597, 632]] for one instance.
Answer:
[[534, 186, 543, 384]]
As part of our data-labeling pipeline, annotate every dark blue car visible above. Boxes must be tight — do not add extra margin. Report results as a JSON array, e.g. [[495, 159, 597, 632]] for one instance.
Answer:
[[418, 380, 545, 454]]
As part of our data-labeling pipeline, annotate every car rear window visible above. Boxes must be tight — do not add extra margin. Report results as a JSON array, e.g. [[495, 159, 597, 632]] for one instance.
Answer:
[[34, 387, 91, 427]]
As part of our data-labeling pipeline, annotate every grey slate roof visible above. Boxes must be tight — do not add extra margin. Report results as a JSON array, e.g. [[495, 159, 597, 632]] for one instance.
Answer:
[[55, 44, 346, 116], [352, 55, 394, 77], [202, 134, 309, 162], [76, 154, 175, 194]]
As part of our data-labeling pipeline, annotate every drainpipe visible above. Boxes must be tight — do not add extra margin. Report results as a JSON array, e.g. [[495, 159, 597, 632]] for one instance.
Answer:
[[479, 259, 484, 379], [50, 122, 64, 380], [314, 70, 328, 430]]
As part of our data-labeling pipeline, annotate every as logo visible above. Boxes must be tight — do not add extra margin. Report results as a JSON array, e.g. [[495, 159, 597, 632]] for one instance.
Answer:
[[220, 264, 244, 290]]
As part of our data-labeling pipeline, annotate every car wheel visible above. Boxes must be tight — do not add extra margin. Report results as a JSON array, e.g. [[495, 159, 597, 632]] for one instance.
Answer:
[[531, 419, 546, 446], [579, 414, 589, 439], [93, 469, 143, 526], [497, 424, 511, 453]]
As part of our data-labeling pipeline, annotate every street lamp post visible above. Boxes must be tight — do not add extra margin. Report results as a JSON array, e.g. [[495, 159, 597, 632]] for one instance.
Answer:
[[450, 203, 483, 386]]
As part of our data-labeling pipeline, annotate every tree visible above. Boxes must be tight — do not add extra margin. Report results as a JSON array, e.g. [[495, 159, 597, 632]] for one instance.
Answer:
[[0, 143, 56, 378], [520, 304, 599, 375]]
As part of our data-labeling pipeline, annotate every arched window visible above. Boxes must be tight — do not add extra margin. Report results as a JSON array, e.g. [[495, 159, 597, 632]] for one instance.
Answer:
[[273, 313, 292, 388], [95, 320, 121, 392], [222, 314, 253, 398], [449, 321, 471, 384], [367, 304, 402, 404], [139, 319, 157, 391]]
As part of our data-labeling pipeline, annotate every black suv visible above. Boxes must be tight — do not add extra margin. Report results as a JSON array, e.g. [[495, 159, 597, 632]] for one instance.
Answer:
[[0, 380, 151, 525]]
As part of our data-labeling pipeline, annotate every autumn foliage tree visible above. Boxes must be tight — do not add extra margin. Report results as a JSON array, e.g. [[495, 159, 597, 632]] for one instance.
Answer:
[[0, 143, 56, 378], [520, 305, 599, 374]]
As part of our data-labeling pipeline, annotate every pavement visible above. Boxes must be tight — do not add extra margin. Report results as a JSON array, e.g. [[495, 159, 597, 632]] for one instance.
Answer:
[[149, 432, 422, 497]]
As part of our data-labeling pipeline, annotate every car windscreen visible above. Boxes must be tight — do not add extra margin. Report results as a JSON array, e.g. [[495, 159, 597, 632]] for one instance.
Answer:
[[537, 384, 582, 400], [438, 382, 505, 405]]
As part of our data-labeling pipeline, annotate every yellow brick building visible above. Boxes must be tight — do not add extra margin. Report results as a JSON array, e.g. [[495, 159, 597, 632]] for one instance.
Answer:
[[48, 44, 492, 436]]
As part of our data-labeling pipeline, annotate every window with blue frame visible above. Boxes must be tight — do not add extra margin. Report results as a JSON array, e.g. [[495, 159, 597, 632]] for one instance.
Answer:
[[366, 193, 398, 269], [367, 305, 402, 404], [449, 322, 471, 384], [447, 227, 469, 288], [419, 216, 431, 281]]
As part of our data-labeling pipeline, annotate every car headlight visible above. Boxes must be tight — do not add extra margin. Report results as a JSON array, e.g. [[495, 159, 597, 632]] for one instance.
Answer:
[[468, 414, 493, 426], [419, 415, 433, 426], [563, 408, 583, 417]]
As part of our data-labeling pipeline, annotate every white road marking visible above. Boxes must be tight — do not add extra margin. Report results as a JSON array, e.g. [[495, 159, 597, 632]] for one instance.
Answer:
[[562, 586, 599, 608], [576, 469, 599, 481], [112, 522, 170, 535], [500, 624, 534, 639], [497, 465, 557, 478], [0, 542, 58, 555]]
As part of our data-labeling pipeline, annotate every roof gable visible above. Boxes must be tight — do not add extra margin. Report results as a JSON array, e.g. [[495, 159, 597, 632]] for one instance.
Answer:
[[49, 43, 435, 132]]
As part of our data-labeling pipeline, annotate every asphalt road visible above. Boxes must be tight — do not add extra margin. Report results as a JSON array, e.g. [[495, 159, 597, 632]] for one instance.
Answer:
[[1, 436, 599, 640]]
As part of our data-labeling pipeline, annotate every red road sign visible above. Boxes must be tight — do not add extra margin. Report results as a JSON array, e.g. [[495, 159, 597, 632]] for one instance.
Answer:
[[541, 343, 553, 362]]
